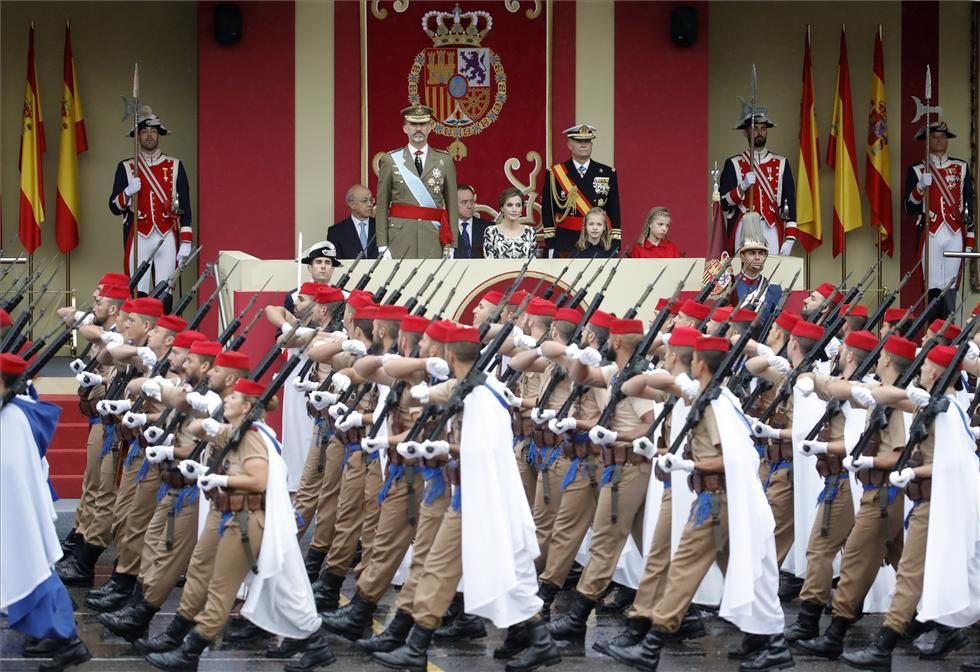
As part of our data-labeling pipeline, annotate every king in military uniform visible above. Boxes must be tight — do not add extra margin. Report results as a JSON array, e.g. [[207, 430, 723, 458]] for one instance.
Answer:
[[376, 105, 459, 259], [541, 124, 621, 258]]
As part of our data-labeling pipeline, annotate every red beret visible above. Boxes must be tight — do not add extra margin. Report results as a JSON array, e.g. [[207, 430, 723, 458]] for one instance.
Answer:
[[611, 319, 643, 335], [507, 290, 529, 306], [655, 298, 670, 311], [792, 320, 824, 341], [668, 326, 700, 348], [711, 306, 733, 322], [156, 314, 187, 333], [526, 298, 557, 317], [844, 330, 878, 352], [0, 309, 11, 328], [929, 319, 961, 341], [375, 305, 409, 321], [483, 290, 504, 305], [315, 286, 344, 304], [679, 300, 710, 322], [190, 340, 222, 357], [841, 304, 869, 318], [775, 311, 801, 333], [299, 281, 322, 297], [349, 289, 373, 302], [973, 302, 980, 316], [120, 299, 136, 313], [589, 309, 614, 329], [172, 330, 207, 349], [883, 307, 908, 323], [129, 297, 164, 318], [400, 315, 430, 334], [815, 283, 835, 298], [732, 308, 758, 323], [354, 306, 379, 321], [425, 319, 457, 344], [926, 345, 957, 368], [449, 326, 481, 343], [99, 284, 131, 301], [234, 378, 265, 396], [348, 292, 375, 309], [99, 272, 130, 287], [884, 335, 916, 361], [554, 307, 583, 323], [216, 351, 251, 370], [0, 353, 28, 376], [695, 335, 730, 352]]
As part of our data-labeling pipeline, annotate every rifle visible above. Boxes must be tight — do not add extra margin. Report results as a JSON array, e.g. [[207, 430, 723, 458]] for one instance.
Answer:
[[372, 255, 405, 304], [217, 277, 272, 345], [170, 264, 216, 317], [1, 260, 62, 353], [2, 253, 56, 313], [127, 235, 169, 293], [694, 254, 734, 304], [405, 256, 448, 314], [478, 256, 532, 340], [353, 250, 386, 292], [554, 256, 596, 308], [332, 248, 366, 291], [560, 258, 605, 310], [149, 244, 203, 299], [899, 277, 956, 340], [226, 306, 265, 352], [4, 290, 63, 356], [0, 252, 24, 287], [622, 270, 665, 319], [803, 271, 851, 324], [430, 268, 463, 320], [819, 264, 876, 327], [541, 263, 570, 302], [180, 261, 238, 328], [864, 260, 919, 332], [384, 258, 423, 306]]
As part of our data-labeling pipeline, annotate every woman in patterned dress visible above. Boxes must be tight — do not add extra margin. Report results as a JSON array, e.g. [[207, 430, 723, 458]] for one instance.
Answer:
[[483, 187, 537, 259]]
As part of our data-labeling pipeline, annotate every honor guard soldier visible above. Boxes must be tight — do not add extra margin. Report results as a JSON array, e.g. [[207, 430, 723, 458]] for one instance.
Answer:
[[542, 124, 621, 257], [903, 120, 975, 319], [730, 213, 782, 321], [376, 105, 458, 259], [109, 107, 192, 300], [720, 100, 797, 256]]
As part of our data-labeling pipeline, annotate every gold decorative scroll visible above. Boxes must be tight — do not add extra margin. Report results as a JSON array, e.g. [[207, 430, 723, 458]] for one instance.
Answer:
[[371, 0, 410, 21]]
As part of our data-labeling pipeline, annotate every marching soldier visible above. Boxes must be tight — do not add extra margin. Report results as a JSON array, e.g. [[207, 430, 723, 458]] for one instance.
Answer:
[[376, 105, 458, 259], [541, 124, 622, 257]]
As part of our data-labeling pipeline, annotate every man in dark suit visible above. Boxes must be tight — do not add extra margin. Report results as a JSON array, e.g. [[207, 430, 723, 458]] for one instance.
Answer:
[[541, 124, 621, 257], [328, 184, 379, 259], [455, 183, 493, 259]]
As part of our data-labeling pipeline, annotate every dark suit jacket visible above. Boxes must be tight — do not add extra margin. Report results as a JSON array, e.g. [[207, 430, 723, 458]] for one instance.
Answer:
[[328, 216, 379, 259], [455, 216, 493, 258]]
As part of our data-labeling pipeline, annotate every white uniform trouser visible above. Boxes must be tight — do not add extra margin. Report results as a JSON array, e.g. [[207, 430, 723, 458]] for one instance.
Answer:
[[924, 224, 963, 290], [128, 228, 177, 294]]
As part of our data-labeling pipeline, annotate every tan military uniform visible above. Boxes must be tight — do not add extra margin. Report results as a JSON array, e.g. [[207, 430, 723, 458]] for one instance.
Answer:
[[86, 369, 122, 548], [73, 356, 112, 540], [514, 370, 543, 506], [747, 379, 795, 563]]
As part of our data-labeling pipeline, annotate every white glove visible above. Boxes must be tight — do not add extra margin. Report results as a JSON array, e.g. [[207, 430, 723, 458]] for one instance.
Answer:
[[124, 178, 142, 197], [329, 330, 349, 341], [972, 426, 980, 441], [342, 339, 368, 357], [658, 453, 695, 473], [122, 411, 147, 429], [548, 417, 577, 435], [141, 379, 163, 401], [794, 377, 815, 397], [293, 379, 319, 393], [755, 343, 774, 358], [76, 372, 103, 388], [632, 436, 657, 459], [767, 355, 791, 376], [425, 357, 450, 381], [68, 358, 86, 374], [739, 171, 757, 192], [578, 347, 602, 367], [336, 411, 363, 431], [851, 387, 877, 410], [378, 246, 393, 260], [101, 331, 125, 347], [331, 372, 352, 393], [675, 372, 701, 401], [514, 334, 538, 350], [410, 382, 430, 403], [145, 444, 174, 463], [71, 311, 94, 326], [308, 390, 337, 410], [824, 338, 841, 360], [178, 459, 207, 481], [136, 346, 157, 370], [202, 418, 223, 437], [422, 440, 450, 459], [143, 426, 166, 444], [660, 332, 672, 347], [500, 387, 523, 408], [531, 408, 556, 425], [175, 241, 192, 266], [564, 344, 581, 360], [917, 173, 933, 191], [589, 425, 618, 446], [361, 436, 388, 453], [751, 420, 782, 440], [185, 392, 210, 414], [198, 473, 229, 492], [396, 441, 422, 460], [779, 238, 795, 256], [328, 403, 349, 420], [95, 400, 111, 415], [843, 454, 874, 472], [889, 467, 915, 488], [905, 384, 931, 408], [966, 341, 980, 363], [107, 399, 133, 415], [799, 440, 828, 456]]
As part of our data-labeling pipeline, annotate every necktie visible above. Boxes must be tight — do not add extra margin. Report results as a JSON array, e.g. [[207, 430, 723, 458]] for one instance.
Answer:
[[459, 221, 472, 258], [578, 164, 586, 177], [415, 151, 424, 176], [358, 221, 368, 251]]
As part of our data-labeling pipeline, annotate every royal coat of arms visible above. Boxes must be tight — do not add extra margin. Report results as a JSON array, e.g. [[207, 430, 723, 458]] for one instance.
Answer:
[[408, 4, 507, 160]]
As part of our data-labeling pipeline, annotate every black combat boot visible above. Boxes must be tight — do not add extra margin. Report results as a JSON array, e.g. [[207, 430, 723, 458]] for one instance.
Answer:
[[915, 624, 968, 659], [433, 594, 486, 641], [23, 637, 64, 658], [505, 617, 561, 672], [594, 617, 650, 656], [667, 607, 706, 641], [56, 542, 105, 587], [537, 582, 560, 622], [97, 595, 159, 641], [729, 633, 770, 660], [357, 609, 413, 654], [739, 634, 794, 672], [778, 572, 804, 602], [321, 592, 377, 640], [223, 615, 275, 642], [961, 657, 980, 671], [793, 615, 850, 659], [134, 614, 195, 654], [547, 592, 596, 642], [373, 624, 434, 672], [283, 630, 337, 672], [61, 528, 82, 556], [784, 600, 824, 643], [597, 584, 636, 614], [37, 636, 91, 672], [840, 626, 900, 670], [312, 571, 345, 611], [494, 623, 530, 660], [85, 573, 137, 612], [85, 569, 127, 599], [266, 637, 308, 659], [605, 626, 667, 671], [304, 547, 328, 582], [145, 628, 211, 672]]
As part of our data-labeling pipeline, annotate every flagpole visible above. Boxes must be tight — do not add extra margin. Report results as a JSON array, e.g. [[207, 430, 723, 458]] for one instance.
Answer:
[[132, 63, 140, 293], [923, 65, 932, 300]]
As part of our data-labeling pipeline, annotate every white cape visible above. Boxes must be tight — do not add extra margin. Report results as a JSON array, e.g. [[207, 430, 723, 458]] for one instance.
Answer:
[[713, 388, 784, 634], [787, 387, 829, 577], [281, 350, 316, 490], [460, 379, 543, 627], [0, 401, 63, 610], [241, 422, 321, 638], [917, 396, 980, 627]]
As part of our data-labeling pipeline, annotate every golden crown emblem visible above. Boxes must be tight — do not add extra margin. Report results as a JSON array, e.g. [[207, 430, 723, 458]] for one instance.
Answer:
[[422, 4, 492, 47]]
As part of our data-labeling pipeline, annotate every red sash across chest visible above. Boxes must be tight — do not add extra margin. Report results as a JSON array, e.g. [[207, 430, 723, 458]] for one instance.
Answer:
[[129, 158, 176, 236]]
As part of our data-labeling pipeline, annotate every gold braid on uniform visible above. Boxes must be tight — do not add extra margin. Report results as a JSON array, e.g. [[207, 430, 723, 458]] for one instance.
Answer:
[[549, 171, 577, 227]]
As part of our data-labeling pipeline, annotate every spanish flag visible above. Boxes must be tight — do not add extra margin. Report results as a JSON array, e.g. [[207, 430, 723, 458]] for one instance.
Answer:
[[826, 26, 863, 258], [18, 24, 46, 255], [55, 23, 88, 254], [796, 26, 822, 253], [864, 26, 893, 257]]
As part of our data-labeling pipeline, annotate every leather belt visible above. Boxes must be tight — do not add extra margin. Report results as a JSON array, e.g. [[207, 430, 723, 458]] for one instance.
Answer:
[[211, 492, 265, 513], [601, 443, 648, 466], [906, 478, 932, 501], [689, 471, 726, 493], [764, 439, 794, 464], [815, 454, 845, 477]]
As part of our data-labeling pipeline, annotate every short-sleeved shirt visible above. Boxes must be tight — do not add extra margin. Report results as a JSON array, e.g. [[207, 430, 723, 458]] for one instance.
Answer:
[[575, 384, 602, 422], [518, 370, 543, 419], [812, 374, 846, 442], [427, 378, 462, 441], [538, 361, 573, 412], [213, 425, 270, 494], [687, 405, 723, 461], [594, 363, 655, 435]]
